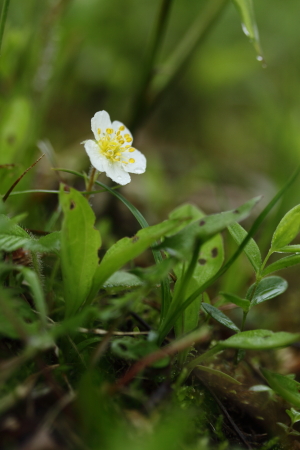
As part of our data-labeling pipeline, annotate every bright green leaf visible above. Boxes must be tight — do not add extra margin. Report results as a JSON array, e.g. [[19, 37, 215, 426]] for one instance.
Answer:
[[103, 271, 143, 288], [59, 186, 101, 317], [271, 205, 300, 252], [201, 303, 240, 332], [221, 330, 300, 350], [228, 222, 262, 273], [88, 215, 191, 302], [262, 368, 300, 408], [277, 245, 300, 253], [262, 255, 300, 277], [246, 276, 288, 307]]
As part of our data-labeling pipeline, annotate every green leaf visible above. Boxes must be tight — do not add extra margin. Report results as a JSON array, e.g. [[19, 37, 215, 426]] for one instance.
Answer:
[[158, 197, 261, 259], [25, 231, 61, 254], [276, 245, 300, 253], [196, 365, 241, 385], [286, 408, 300, 425], [261, 368, 300, 408], [111, 337, 169, 368], [0, 214, 31, 251], [201, 303, 240, 332], [271, 205, 300, 252], [20, 267, 47, 326], [220, 292, 250, 312], [228, 222, 262, 273], [88, 215, 191, 302], [262, 255, 300, 277], [103, 271, 143, 288], [246, 276, 288, 307], [221, 330, 300, 350], [59, 186, 101, 317], [231, 0, 263, 60], [174, 232, 224, 337]]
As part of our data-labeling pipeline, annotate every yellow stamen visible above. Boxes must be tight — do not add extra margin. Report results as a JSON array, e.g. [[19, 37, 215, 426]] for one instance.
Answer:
[[129, 147, 135, 152], [125, 137, 132, 143], [119, 125, 125, 131], [106, 128, 113, 134], [129, 158, 135, 163], [97, 128, 101, 134]]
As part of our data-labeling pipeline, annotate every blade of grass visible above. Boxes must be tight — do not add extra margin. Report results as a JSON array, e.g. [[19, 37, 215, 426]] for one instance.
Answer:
[[158, 165, 300, 341], [0, 0, 10, 56]]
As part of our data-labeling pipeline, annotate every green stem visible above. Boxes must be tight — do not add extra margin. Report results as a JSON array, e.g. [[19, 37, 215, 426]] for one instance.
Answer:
[[185, 343, 223, 376], [146, 0, 228, 119], [85, 167, 98, 200], [0, 0, 10, 56], [130, 0, 174, 131]]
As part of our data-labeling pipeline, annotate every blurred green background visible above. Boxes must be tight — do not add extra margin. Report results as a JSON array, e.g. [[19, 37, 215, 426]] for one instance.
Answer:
[[1, 0, 300, 231]]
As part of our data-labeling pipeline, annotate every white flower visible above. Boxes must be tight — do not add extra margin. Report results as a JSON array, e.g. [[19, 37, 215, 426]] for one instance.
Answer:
[[83, 110, 146, 185]]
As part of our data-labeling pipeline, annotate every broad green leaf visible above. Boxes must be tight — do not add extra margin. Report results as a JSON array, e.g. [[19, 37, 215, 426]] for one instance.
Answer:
[[246, 276, 288, 307], [158, 197, 260, 259], [103, 271, 143, 288], [201, 303, 240, 332], [88, 215, 191, 301], [228, 222, 262, 273], [231, 0, 263, 60], [261, 369, 300, 408], [262, 255, 300, 277], [59, 186, 101, 317], [220, 292, 250, 312], [196, 365, 241, 385], [221, 330, 300, 350], [111, 336, 169, 368], [271, 205, 300, 252]]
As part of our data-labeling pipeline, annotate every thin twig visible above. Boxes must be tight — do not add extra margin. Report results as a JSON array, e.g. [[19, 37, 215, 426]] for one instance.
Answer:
[[2, 154, 45, 202], [0, 0, 10, 56]]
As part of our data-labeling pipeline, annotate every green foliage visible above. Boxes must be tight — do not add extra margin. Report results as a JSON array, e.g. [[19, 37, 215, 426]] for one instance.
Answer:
[[201, 302, 240, 332], [270, 204, 300, 252], [246, 276, 288, 307], [60, 185, 101, 317], [262, 369, 300, 409], [228, 222, 262, 273]]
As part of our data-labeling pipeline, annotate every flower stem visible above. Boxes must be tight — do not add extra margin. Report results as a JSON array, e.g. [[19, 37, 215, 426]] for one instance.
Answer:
[[0, 0, 10, 56], [85, 167, 98, 200]]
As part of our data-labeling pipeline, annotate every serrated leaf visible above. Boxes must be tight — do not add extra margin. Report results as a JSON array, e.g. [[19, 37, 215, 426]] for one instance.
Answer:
[[271, 205, 300, 252], [0, 214, 31, 251], [59, 186, 101, 317], [246, 276, 288, 307], [103, 271, 143, 288], [24, 232, 61, 254], [220, 292, 250, 312], [221, 330, 300, 350], [231, 0, 263, 59], [262, 368, 300, 408], [262, 255, 300, 277], [228, 222, 262, 273], [201, 303, 240, 332]]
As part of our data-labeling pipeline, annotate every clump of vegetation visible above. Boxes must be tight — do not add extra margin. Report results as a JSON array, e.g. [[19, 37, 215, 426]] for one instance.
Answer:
[[1, 1, 300, 449]]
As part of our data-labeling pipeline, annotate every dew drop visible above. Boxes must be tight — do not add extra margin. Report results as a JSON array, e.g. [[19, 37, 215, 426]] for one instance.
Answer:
[[256, 55, 263, 62], [241, 23, 250, 38]]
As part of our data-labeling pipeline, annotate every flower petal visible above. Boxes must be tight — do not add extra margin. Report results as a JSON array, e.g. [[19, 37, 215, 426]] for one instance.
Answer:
[[122, 149, 146, 175], [84, 140, 108, 172], [105, 162, 131, 185], [112, 120, 133, 140], [91, 111, 111, 140]]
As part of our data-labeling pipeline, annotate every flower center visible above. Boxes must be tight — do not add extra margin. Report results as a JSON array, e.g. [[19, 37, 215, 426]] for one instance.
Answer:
[[96, 126, 135, 164]]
